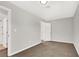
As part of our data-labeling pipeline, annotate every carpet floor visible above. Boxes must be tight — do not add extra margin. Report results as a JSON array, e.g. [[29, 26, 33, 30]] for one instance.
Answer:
[[12, 41, 79, 57], [0, 48, 7, 57]]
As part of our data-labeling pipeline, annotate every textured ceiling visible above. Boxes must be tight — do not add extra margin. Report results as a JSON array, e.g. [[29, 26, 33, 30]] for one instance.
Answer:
[[10, 1, 78, 21]]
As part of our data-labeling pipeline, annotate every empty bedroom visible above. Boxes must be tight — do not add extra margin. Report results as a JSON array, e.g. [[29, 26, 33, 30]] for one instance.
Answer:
[[0, 1, 79, 57]]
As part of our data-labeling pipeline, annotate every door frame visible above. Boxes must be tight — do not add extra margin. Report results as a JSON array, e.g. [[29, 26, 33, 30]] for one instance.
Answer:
[[0, 6, 11, 56]]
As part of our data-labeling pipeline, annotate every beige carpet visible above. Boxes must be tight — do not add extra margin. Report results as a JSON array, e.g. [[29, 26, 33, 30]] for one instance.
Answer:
[[0, 48, 7, 57], [12, 41, 79, 57]]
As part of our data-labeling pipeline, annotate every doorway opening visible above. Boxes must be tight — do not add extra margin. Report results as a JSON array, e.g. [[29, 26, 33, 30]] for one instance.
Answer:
[[0, 6, 11, 56], [0, 13, 7, 50]]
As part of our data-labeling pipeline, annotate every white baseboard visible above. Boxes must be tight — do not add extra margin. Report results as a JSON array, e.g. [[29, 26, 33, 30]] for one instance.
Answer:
[[73, 43, 79, 55], [51, 40, 73, 44], [8, 41, 41, 56]]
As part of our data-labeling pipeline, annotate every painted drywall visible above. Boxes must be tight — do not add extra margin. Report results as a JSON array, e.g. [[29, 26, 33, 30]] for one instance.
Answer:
[[73, 5, 79, 55], [51, 17, 73, 43], [10, 1, 78, 21], [0, 8, 8, 15], [0, 1, 42, 56]]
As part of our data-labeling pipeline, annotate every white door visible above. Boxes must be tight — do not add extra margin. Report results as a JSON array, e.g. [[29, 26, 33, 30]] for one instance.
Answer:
[[41, 21, 51, 41]]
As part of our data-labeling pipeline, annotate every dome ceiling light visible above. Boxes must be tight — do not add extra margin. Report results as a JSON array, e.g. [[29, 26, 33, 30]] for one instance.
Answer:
[[40, 1, 50, 8], [40, 1, 48, 5]]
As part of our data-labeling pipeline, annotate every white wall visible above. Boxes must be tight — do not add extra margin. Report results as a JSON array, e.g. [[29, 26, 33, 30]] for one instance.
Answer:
[[0, 8, 8, 15], [73, 5, 79, 55], [51, 17, 73, 43], [0, 1, 42, 56]]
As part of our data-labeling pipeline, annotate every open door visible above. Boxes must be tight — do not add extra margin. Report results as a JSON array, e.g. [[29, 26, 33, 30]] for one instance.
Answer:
[[41, 21, 51, 41]]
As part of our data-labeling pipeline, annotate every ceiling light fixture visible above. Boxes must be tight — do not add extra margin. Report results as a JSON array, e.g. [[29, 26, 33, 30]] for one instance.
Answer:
[[40, 1, 48, 6], [40, 1, 50, 8]]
